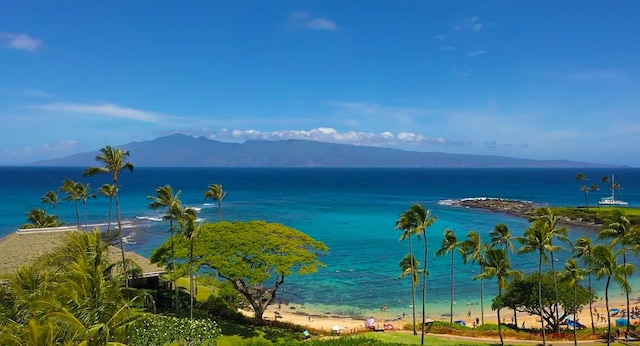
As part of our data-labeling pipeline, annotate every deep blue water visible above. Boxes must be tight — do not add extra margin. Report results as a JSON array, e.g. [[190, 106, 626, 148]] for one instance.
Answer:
[[1, 167, 639, 318]]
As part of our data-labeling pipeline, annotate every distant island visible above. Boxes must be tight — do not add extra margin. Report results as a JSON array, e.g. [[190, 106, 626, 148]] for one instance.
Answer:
[[33, 133, 629, 168]]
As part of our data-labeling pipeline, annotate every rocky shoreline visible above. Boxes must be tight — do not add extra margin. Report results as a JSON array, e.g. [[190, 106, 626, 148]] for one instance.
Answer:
[[448, 198, 602, 229]]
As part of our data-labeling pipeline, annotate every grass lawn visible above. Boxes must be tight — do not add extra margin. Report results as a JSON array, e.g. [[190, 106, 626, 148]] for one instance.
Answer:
[[361, 332, 491, 345], [175, 277, 213, 301]]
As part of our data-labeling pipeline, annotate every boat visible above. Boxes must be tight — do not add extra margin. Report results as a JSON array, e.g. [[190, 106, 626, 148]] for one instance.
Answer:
[[599, 174, 628, 207]]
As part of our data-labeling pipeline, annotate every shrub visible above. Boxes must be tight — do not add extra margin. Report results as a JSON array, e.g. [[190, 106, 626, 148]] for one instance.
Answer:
[[126, 315, 221, 346]]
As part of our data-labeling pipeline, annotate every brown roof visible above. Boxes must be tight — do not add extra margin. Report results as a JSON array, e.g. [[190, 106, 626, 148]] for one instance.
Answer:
[[0, 226, 164, 279]]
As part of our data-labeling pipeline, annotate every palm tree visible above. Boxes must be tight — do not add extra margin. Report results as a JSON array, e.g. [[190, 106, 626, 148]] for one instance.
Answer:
[[395, 206, 422, 336], [474, 248, 519, 346], [563, 258, 584, 346], [599, 209, 633, 332], [576, 173, 589, 209], [77, 182, 96, 231], [591, 244, 635, 346], [574, 237, 596, 333], [533, 207, 569, 333], [518, 221, 549, 345], [40, 190, 59, 213], [490, 223, 517, 327], [20, 208, 64, 229], [435, 229, 463, 327], [204, 184, 227, 221], [462, 230, 487, 325], [84, 145, 134, 280], [61, 179, 82, 229], [178, 207, 200, 319], [148, 185, 182, 312], [399, 254, 421, 323], [98, 184, 117, 235]]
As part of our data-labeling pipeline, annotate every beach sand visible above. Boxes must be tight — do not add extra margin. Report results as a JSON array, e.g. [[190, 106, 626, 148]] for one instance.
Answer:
[[241, 297, 639, 336]]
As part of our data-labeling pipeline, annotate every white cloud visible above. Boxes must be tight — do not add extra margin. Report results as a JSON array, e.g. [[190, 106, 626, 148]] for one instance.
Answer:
[[0, 32, 43, 52], [453, 17, 485, 33], [32, 102, 175, 124], [466, 50, 486, 57], [195, 127, 470, 147], [290, 11, 338, 31]]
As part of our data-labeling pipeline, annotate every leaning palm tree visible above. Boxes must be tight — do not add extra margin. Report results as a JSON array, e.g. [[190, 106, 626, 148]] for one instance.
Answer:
[[395, 206, 422, 336], [591, 244, 635, 346], [98, 183, 117, 235], [148, 185, 182, 312], [599, 209, 633, 332], [204, 184, 227, 221], [84, 145, 134, 280], [474, 248, 520, 346], [61, 179, 82, 229], [562, 258, 584, 346], [533, 207, 569, 333], [40, 190, 59, 213], [490, 223, 518, 327], [518, 221, 549, 345], [178, 207, 200, 319], [574, 236, 596, 333], [435, 229, 463, 327], [462, 230, 487, 325]]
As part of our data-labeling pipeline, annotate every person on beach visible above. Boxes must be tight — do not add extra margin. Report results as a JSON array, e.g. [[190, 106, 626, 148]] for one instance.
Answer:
[[467, 309, 471, 317]]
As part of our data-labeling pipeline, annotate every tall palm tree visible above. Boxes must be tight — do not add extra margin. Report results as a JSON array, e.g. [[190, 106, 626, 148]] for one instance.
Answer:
[[148, 185, 182, 313], [84, 145, 134, 280], [518, 221, 549, 345], [490, 223, 518, 327], [574, 236, 596, 333], [533, 207, 569, 333], [591, 244, 635, 346], [98, 183, 117, 235], [40, 190, 59, 213], [395, 206, 422, 336], [576, 173, 589, 209], [563, 258, 584, 346], [435, 229, 463, 327], [61, 179, 82, 229], [178, 207, 200, 319], [77, 182, 96, 231], [462, 230, 487, 325], [599, 209, 633, 332], [474, 248, 519, 346], [204, 184, 227, 221]]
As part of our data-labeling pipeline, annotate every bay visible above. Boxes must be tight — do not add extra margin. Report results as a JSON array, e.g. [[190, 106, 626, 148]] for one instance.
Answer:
[[1, 167, 639, 319]]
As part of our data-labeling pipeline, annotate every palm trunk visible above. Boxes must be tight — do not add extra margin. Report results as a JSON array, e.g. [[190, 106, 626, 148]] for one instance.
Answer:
[[497, 286, 504, 346], [539, 250, 546, 345], [218, 202, 222, 222], [449, 252, 454, 327], [606, 276, 611, 346], [480, 274, 485, 325], [83, 201, 89, 231], [550, 250, 559, 332], [506, 250, 517, 328], [409, 236, 417, 335], [106, 197, 113, 235], [190, 240, 194, 320], [74, 200, 80, 229], [624, 251, 630, 333], [421, 231, 428, 345], [573, 283, 577, 346], [170, 218, 177, 314], [115, 187, 127, 287], [588, 273, 595, 333]]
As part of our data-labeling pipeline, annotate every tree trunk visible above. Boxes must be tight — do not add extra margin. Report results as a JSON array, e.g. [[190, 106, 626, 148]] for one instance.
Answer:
[[74, 200, 80, 229], [550, 250, 560, 333], [170, 218, 177, 314], [624, 251, 630, 333], [189, 241, 194, 320], [409, 235, 417, 336], [421, 231, 429, 345], [605, 276, 611, 346], [115, 190, 127, 288], [480, 276, 485, 325], [497, 287, 504, 346], [588, 273, 595, 333], [107, 197, 113, 235], [449, 252, 454, 327], [539, 250, 546, 345]]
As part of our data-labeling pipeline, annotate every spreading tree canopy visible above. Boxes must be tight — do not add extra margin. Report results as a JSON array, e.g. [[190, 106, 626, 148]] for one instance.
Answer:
[[151, 221, 328, 319]]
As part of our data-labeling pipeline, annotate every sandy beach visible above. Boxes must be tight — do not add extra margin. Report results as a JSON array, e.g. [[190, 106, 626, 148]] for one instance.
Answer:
[[243, 296, 639, 336]]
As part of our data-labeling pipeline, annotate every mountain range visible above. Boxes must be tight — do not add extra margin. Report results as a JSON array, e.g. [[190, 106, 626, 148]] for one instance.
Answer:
[[32, 134, 627, 168]]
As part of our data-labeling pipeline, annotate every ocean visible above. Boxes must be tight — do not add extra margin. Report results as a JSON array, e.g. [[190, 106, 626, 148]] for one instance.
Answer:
[[1, 167, 639, 320]]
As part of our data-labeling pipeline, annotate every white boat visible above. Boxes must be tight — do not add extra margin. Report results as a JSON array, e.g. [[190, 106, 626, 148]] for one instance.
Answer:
[[599, 174, 628, 207]]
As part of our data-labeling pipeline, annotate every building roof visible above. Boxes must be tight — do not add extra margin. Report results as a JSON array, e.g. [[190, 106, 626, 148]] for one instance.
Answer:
[[0, 226, 165, 279]]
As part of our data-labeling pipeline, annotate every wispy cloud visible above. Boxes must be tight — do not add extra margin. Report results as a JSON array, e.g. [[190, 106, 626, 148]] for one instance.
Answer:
[[453, 17, 485, 33], [435, 34, 446, 41], [32, 103, 175, 124], [193, 127, 471, 147], [290, 11, 339, 31], [0, 32, 43, 52], [466, 50, 486, 57]]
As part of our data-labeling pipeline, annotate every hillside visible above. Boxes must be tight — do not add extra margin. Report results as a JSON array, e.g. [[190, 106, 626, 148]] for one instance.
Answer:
[[32, 134, 627, 168]]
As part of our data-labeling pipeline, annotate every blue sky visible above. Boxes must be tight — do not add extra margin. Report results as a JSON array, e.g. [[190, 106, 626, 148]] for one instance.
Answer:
[[1, 1, 639, 166]]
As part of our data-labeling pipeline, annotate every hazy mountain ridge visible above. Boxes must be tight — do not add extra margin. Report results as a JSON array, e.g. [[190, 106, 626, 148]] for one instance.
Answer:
[[32, 134, 627, 168]]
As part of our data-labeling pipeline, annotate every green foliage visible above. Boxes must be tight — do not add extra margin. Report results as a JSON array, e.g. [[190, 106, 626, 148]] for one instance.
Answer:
[[126, 315, 221, 346], [20, 208, 64, 229]]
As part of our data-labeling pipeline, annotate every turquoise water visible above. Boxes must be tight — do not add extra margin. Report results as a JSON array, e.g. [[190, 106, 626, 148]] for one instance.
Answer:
[[1, 167, 639, 319]]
